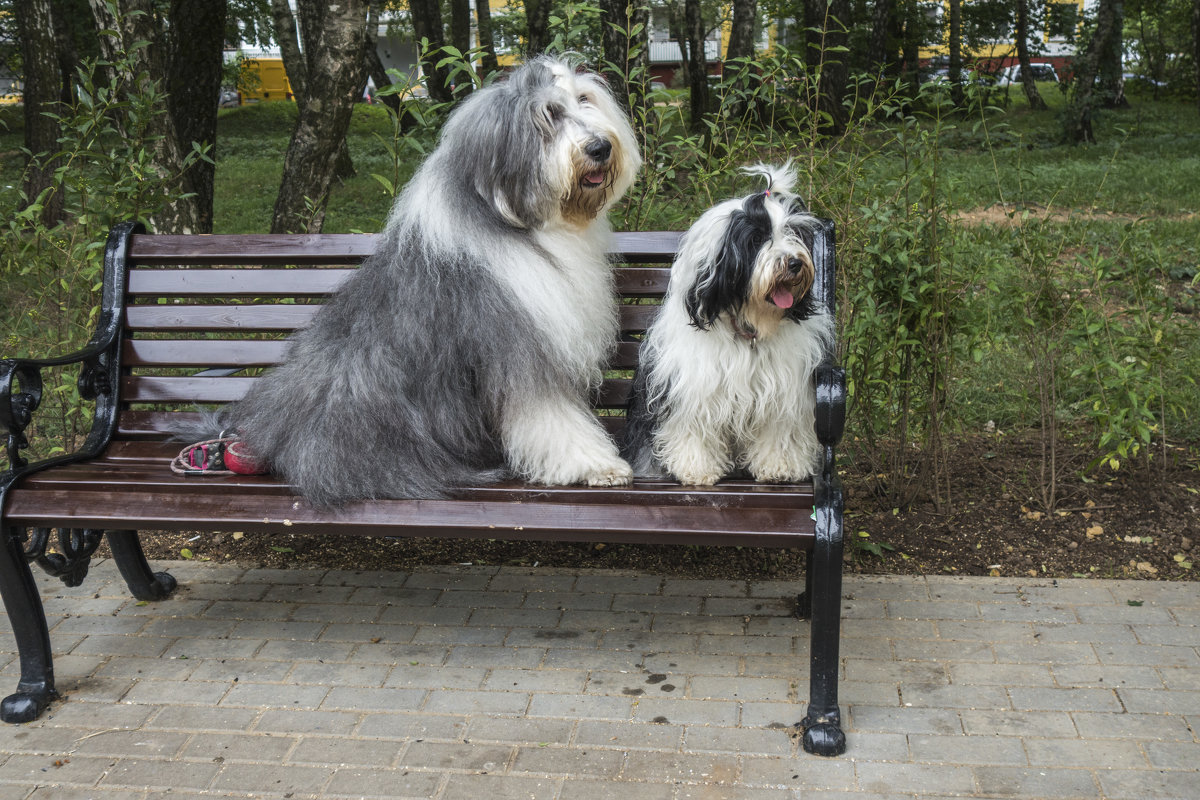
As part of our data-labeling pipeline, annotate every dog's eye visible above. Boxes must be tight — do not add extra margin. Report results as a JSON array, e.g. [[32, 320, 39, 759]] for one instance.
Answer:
[[578, 94, 590, 105]]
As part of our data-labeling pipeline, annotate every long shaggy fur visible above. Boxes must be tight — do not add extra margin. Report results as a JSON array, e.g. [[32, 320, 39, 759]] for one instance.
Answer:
[[623, 164, 835, 485], [204, 57, 641, 505]]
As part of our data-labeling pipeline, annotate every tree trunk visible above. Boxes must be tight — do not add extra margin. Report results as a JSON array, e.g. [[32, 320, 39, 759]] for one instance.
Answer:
[[802, 0, 822, 66], [726, 0, 757, 61], [866, 0, 894, 75], [14, 0, 64, 226], [1095, 0, 1129, 108], [525, 0, 552, 55], [684, 0, 709, 131], [817, 0, 850, 134], [50, 0, 89, 107], [447, 0, 473, 95], [666, 0, 690, 88], [270, 0, 307, 106], [89, 0, 199, 233], [475, 0, 500, 76], [364, 4, 398, 112], [599, 0, 650, 115], [167, 0, 226, 233], [1064, 0, 1127, 142], [948, 0, 963, 106], [271, 0, 370, 233], [274, 0, 356, 181], [448, 0, 471, 54], [1193, 0, 1200, 115], [409, 0, 452, 102], [901, 0, 921, 86], [1015, 0, 1047, 110]]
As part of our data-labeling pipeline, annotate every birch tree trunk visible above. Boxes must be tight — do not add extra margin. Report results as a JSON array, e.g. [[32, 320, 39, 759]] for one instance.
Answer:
[[270, 0, 369, 233], [1015, 0, 1047, 110], [14, 0, 64, 226], [948, 0, 964, 106], [269, 0, 307, 105], [1064, 0, 1125, 142]]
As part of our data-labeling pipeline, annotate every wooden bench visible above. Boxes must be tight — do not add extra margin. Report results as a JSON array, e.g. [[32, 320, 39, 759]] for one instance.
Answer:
[[0, 221, 848, 756]]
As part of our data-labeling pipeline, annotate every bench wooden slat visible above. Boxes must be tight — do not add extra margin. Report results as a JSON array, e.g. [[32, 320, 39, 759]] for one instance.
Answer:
[[17, 457, 814, 510], [115, 410, 629, 439], [126, 267, 672, 298], [120, 375, 633, 406], [123, 339, 290, 367], [4, 486, 812, 546], [123, 340, 638, 370], [126, 232, 682, 265], [125, 303, 659, 334], [128, 269, 352, 296], [125, 304, 316, 332]]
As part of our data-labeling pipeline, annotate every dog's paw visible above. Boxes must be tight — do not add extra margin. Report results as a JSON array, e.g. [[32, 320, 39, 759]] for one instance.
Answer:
[[675, 471, 721, 486], [585, 458, 634, 487], [751, 457, 813, 484]]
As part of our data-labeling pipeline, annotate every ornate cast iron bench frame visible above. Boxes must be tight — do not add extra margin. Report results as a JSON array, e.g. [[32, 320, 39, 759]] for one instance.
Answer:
[[0, 221, 848, 756]]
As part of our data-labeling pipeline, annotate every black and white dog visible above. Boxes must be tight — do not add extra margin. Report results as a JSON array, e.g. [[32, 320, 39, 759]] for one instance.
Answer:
[[202, 57, 641, 504], [623, 165, 834, 485]]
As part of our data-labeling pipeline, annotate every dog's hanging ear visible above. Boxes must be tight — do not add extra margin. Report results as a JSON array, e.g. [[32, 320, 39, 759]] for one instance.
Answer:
[[685, 192, 772, 330], [442, 61, 560, 228]]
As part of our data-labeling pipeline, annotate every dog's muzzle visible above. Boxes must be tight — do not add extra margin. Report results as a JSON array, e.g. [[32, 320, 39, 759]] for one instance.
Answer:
[[581, 138, 612, 188]]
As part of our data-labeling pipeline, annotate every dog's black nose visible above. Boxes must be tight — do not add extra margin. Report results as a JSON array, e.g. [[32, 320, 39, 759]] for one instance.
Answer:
[[585, 138, 612, 163], [788, 257, 807, 273]]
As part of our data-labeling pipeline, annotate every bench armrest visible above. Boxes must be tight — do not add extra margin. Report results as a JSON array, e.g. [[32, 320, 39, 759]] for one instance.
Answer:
[[814, 362, 845, 450], [2, 222, 139, 474], [1, 346, 117, 471]]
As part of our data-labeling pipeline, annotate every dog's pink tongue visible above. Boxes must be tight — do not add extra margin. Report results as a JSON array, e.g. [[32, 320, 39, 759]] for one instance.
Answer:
[[584, 170, 605, 186], [771, 288, 795, 309]]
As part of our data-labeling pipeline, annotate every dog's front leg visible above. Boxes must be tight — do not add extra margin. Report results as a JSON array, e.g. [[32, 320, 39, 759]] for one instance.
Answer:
[[743, 412, 821, 483], [501, 394, 632, 487], [655, 413, 731, 486]]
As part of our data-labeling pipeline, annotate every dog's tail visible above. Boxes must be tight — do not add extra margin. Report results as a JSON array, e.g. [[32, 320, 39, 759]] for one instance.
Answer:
[[168, 406, 234, 443]]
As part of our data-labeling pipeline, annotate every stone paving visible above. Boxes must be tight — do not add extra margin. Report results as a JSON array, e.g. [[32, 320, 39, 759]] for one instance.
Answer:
[[0, 559, 1197, 799]]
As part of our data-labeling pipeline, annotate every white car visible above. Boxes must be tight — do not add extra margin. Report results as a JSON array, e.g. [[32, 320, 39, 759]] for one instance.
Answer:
[[996, 63, 1059, 85]]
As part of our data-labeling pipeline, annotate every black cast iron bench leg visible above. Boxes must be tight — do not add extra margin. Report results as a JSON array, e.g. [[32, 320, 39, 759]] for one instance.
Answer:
[[799, 472, 847, 757], [0, 527, 57, 723], [107, 530, 177, 601], [0, 528, 177, 723]]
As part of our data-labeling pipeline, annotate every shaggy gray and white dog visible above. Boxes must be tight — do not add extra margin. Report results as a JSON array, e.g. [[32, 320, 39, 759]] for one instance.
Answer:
[[623, 164, 834, 485], [211, 57, 641, 504]]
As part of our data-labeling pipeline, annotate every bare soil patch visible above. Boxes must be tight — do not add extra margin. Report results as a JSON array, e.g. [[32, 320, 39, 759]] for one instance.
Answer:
[[954, 204, 1199, 226], [131, 431, 1199, 583]]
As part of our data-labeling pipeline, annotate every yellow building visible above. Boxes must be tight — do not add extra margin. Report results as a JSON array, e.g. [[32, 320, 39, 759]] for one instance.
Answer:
[[918, 0, 1087, 72]]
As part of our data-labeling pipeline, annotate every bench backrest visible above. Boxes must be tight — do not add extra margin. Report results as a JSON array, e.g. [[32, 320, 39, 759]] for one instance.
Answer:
[[112, 223, 835, 442]]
